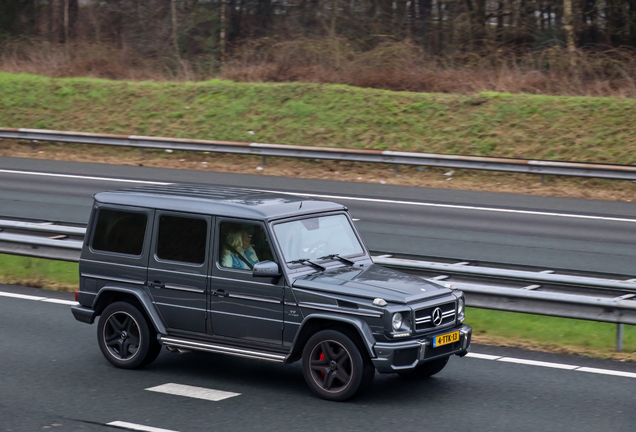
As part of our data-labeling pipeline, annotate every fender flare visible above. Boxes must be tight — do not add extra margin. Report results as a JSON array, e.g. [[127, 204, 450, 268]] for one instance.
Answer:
[[289, 312, 377, 361], [93, 284, 167, 335]]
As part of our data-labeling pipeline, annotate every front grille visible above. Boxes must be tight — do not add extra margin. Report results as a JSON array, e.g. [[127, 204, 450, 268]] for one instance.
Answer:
[[414, 301, 456, 331]]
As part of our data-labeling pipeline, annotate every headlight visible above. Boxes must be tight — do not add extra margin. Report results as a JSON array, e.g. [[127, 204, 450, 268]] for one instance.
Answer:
[[458, 297, 465, 315], [392, 312, 403, 330]]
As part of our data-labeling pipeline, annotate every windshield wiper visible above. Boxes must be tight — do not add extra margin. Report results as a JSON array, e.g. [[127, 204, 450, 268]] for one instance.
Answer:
[[317, 254, 355, 266], [287, 258, 326, 271]]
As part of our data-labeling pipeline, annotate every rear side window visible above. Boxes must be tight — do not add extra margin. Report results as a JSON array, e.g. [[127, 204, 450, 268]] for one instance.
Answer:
[[156, 215, 207, 265], [92, 208, 147, 256]]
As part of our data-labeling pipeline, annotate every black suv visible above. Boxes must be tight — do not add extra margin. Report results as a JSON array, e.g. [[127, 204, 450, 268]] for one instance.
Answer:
[[72, 185, 472, 401]]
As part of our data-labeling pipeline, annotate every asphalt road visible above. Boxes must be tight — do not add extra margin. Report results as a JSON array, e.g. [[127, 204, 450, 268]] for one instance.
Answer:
[[1, 283, 635, 432], [1, 157, 635, 276]]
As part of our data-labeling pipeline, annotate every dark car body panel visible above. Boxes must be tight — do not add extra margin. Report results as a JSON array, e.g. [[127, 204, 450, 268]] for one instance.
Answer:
[[292, 264, 449, 304], [74, 184, 471, 375]]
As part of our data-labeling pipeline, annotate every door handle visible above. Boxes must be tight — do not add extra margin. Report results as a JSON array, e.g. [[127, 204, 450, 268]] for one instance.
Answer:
[[148, 281, 165, 289], [213, 289, 228, 297]]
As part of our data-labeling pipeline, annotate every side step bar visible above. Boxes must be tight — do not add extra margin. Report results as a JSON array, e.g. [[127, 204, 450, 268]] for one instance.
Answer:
[[159, 336, 288, 363]]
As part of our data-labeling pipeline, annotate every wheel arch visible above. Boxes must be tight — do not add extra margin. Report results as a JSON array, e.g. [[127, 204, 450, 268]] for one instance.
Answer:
[[287, 313, 376, 363], [93, 285, 167, 335]]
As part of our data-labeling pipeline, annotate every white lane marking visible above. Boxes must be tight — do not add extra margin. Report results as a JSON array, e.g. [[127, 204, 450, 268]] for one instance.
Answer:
[[259, 190, 636, 224], [106, 421, 179, 432], [0, 169, 633, 224], [497, 357, 579, 370], [466, 352, 501, 360], [0, 169, 171, 185], [0, 290, 78, 305], [146, 383, 240, 402], [469, 353, 636, 378], [576, 367, 636, 379], [42, 298, 79, 305], [0, 291, 46, 301]]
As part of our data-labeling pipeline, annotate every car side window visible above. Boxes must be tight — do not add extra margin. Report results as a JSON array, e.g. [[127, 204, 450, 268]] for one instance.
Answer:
[[219, 222, 275, 270], [91, 208, 147, 256], [156, 215, 207, 265]]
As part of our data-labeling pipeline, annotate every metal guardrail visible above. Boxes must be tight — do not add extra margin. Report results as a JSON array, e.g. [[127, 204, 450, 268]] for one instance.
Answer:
[[1, 219, 634, 350], [0, 220, 84, 262], [2, 127, 636, 180]]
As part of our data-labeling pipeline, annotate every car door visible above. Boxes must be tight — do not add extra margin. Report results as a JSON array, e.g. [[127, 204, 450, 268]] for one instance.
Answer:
[[147, 211, 211, 334], [208, 219, 284, 346]]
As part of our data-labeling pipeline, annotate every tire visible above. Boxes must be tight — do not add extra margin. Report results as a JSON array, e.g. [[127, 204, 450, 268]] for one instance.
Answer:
[[302, 329, 374, 401], [397, 356, 450, 379], [97, 301, 160, 369]]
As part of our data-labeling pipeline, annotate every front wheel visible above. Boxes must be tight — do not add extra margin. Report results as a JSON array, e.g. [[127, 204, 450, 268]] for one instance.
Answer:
[[397, 356, 450, 379], [97, 301, 160, 369], [302, 329, 374, 401]]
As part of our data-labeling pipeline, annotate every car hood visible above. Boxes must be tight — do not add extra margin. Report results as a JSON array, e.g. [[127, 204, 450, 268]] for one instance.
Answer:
[[291, 264, 451, 304]]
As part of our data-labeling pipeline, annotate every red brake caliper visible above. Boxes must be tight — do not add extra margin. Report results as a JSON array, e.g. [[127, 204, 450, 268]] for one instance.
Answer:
[[319, 352, 325, 377]]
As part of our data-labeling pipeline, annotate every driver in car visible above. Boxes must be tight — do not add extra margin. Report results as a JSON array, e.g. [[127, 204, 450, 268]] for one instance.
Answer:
[[222, 228, 259, 269]]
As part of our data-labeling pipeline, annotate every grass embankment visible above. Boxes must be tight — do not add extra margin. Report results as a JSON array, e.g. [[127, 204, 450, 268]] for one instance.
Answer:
[[2, 72, 635, 201], [0, 72, 635, 164], [1, 254, 633, 360]]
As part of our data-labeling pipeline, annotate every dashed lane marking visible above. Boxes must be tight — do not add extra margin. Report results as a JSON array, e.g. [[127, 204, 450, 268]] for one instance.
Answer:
[[146, 383, 241, 402], [497, 357, 580, 370], [106, 421, 179, 432], [576, 367, 636, 379], [0, 169, 171, 185], [0, 290, 78, 305], [464, 352, 501, 361], [466, 352, 636, 378]]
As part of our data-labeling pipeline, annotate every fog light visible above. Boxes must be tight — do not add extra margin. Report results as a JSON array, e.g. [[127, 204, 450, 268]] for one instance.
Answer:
[[393, 332, 411, 338]]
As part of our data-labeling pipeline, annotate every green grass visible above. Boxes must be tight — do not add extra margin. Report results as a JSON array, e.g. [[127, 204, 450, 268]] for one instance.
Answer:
[[468, 307, 636, 357], [0, 254, 78, 292], [1, 72, 635, 164]]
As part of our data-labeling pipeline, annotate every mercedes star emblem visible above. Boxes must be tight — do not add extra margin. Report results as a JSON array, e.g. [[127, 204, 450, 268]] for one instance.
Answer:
[[432, 307, 443, 326]]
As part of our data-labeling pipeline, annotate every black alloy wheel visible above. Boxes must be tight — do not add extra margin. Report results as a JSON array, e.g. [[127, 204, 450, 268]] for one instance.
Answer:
[[302, 329, 374, 401], [97, 301, 161, 369], [397, 355, 450, 379]]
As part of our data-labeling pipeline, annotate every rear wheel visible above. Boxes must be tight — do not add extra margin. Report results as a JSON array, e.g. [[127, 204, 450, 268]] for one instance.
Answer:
[[302, 329, 374, 401], [97, 301, 160, 369], [397, 356, 450, 379]]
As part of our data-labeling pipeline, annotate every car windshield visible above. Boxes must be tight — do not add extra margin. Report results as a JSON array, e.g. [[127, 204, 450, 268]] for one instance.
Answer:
[[273, 214, 364, 264]]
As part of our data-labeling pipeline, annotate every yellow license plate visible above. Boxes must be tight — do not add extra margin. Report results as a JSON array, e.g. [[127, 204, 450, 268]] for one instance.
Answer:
[[433, 331, 460, 348]]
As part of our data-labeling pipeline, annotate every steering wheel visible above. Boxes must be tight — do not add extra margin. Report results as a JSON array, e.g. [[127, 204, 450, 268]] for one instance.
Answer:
[[307, 240, 328, 258]]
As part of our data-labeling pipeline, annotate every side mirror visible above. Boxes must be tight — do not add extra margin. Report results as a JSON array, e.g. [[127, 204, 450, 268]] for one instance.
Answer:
[[252, 261, 282, 278]]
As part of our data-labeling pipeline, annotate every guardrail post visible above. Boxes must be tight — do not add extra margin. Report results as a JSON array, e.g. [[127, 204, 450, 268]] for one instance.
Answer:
[[616, 324, 624, 352], [262, 156, 267, 166]]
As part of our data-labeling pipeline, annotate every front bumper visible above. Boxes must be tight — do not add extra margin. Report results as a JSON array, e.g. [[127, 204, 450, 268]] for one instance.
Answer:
[[371, 324, 472, 373]]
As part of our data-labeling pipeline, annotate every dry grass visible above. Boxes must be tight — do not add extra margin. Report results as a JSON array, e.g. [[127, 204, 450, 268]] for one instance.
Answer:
[[2, 37, 636, 97]]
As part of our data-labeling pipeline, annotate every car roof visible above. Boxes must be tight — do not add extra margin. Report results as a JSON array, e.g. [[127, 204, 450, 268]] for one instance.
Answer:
[[93, 184, 346, 220]]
